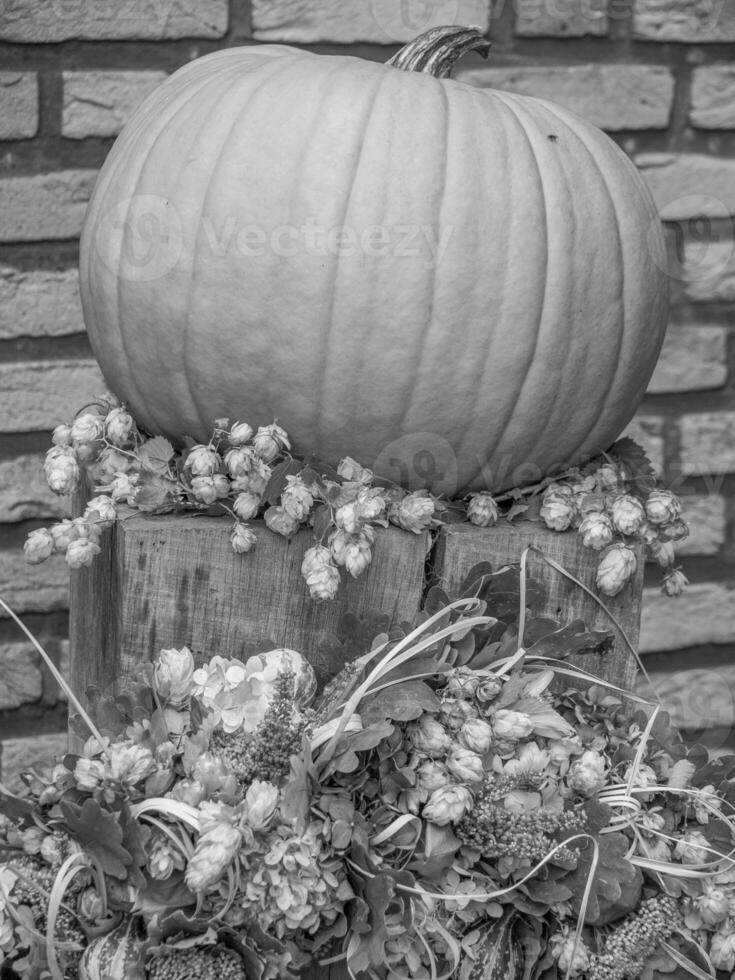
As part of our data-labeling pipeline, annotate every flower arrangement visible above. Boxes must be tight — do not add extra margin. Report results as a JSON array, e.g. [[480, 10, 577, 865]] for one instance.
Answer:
[[1, 562, 731, 980], [25, 396, 687, 601]]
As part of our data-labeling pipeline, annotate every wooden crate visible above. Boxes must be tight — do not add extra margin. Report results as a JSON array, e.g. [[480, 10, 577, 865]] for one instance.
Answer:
[[70, 513, 644, 699]]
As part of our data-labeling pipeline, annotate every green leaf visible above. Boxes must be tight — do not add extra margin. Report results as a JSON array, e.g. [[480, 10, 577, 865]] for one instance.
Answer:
[[138, 435, 175, 473], [0, 786, 35, 822], [60, 798, 134, 879], [362, 681, 439, 725], [136, 473, 177, 514], [527, 621, 614, 660], [609, 437, 657, 493], [311, 504, 332, 542], [562, 832, 643, 925], [263, 458, 303, 506]]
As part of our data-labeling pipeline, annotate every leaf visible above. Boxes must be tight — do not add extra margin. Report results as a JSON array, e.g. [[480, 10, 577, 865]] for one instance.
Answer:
[[138, 435, 175, 473], [311, 503, 332, 542], [0, 786, 35, 822], [60, 798, 134, 879], [362, 681, 439, 725], [263, 457, 303, 506], [527, 621, 614, 660], [136, 473, 177, 514], [609, 436, 657, 493], [562, 832, 643, 925], [506, 500, 529, 522]]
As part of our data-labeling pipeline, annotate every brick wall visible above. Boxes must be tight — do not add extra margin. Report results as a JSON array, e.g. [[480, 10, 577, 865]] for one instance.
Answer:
[[1, 0, 734, 778]]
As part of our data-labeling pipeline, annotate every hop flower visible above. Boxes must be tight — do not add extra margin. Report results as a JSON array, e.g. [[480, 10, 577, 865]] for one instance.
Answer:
[[264, 505, 300, 538], [355, 486, 387, 521], [252, 423, 290, 462], [693, 883, 730, 926], [89, 446, 135, 484], [410, 716, 451, 756], [281, 475, 314, 522], [301, 544, 340, 600], [233, 491, 261, 521], [44, 445, 80, 494], [335, 500, 360, 534], [104, 407, 135, 446], [645, 489, 682, 526], [154, 647, 195, 706], [674, 829, 711, 865], [578, 512, 614, 551], [333, 529, 373, 579], [596, 543, 637, 596], [567, 750, 606, 797], [84, 494, 117, 522], [710, 927, 735, 972], [185, 444, 219, 477], [460, 717, 494, 754], [186, 806, 242, 892], [229, 421, 254, 446], [661, 568, 688, 597], [492, 709, 533, 741], [24, 528, 55, 564], [390, 492, 435, 533], [231, 523, 257, 554], [441, 697, 476, 730], [423, 784, 473, 825], [224, 446, 255, 479], [148, 839, 178, 880], [595, 463, 621, 491], [70, 412, 104, 446], [416, 760, 449, 794], [65, 537, 101, 569], [188, 476, 217, 505], [652, 539, 676, 568], [551, 931, 590, 976], [104, 742, 156, 786], [659, 518, 689, 542], [73, 757, 105, 792], [610, 494, 646, 535], [52, 422, 73, 446], [467, 492, 499, 527], [50, 519, 78, 551], [446, 747, 484, 783], [243, 780, 279, 831], [540, 490, 576, 531], [337, 456, 372, 483], [109, 471, 139, 505]]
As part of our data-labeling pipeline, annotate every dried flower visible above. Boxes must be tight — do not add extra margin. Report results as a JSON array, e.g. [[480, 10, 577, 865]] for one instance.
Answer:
[[109, 471, 139, 505], [390, 492, 435, 533], [567, 750, 606, 797], [189, 475, 217, 505], [659, 518, 689, 542], [281, 475, 314, 522], [540, 491, 576, 531], [645, 489, 682, 526], [65, 537, 101, 569], [447, 747, 484, 783], [243, 780, 279, 831], [233, 491, 261, 521], [416, 760, 449, 794], [595, 463, 621, 491], [335, 500, 360, 534], [710, 927, 735, 972], [252, 423, 290, 462], [51, 422, 73, 446], [186, 805, 241, 891], [44, 445, 80, 494], [340, 530, 374, 579], [459, 717, 493, 755], [693, 883, 730, 926], [154, 647, 195, 706], [70, 412, 104, 446], [492, 709, 534, 741], [551, 931, 590, 976], [661, 568, 688, 597], [104, 407, 135, 446], [229, 421, 254, 446], [422, 785, 473, 825], [24, 528, 55, 564], [337, 456, 372, 483], [578, 512, 614, 551], [74, 757, 105, 792], [410, 716, 451, 757], [674, 829, 712, 865], [301, 544, 340, 600], [264, 505, 300, 538], [610, 494, 646, 535], [104, 742, 156, 786], [148, 840, 178, 880], [84, 494, 117, 522], [224, 446, 255, 479], [185, 444, 219, 477], [596, 543, 637, 596], [467, 493, 499, 527], [231, 522, 257, 554]]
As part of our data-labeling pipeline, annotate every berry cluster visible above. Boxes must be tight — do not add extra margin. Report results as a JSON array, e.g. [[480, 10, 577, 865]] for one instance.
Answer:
[[587, 894, 681, 980], [148, 947, 246, 980]]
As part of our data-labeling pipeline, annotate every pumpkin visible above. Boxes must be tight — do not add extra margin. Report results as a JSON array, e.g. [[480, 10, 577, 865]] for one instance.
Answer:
[[78, 917, 146, 980], [80, 27, 668, 495]]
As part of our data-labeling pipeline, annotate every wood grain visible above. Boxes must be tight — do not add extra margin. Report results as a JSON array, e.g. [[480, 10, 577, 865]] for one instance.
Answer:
[[432, 521, 645, 689]]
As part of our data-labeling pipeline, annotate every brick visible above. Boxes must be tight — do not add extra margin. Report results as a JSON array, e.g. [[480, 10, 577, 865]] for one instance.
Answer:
[[640, 582, 735, 652], [0, 171, 97, 243], [690, 66, 735, 129], [0, 73, 38, 139], [514, 0, 608, 36], [0, 360, 107, 433], [0, 454, 69, 523], [679, 412, 735, 475], [677, 494, 726, 556], [683, 239, 735, 303], [635, 153, 735, 221], [0, 0, 227, 42], [0, 266, 83, 339], [647, 325, 727, 393], [0, 643, 42, 710], [457, 65, 674, 131], [633, 0, 735, 42], [252, 0, 491, 43], [0, 734, 69, 793], [622, 415, 665, 475], [639, 664, 735, 730], [0, 549, 69, 618], [62, 71, 168, 139]]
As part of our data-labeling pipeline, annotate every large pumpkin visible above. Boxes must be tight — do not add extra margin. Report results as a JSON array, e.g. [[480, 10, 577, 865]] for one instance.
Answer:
[[80, 27, 668, 495]]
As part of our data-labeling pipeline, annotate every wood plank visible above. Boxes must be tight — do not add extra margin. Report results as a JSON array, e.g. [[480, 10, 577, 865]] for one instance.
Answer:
[[70, 511, 431, 698], [433, 521, 645, 689]]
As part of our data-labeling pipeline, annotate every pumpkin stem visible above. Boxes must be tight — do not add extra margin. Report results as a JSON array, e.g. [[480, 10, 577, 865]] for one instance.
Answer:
[[387, 26, 491, 79]]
